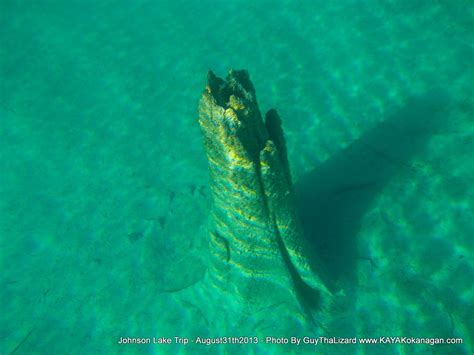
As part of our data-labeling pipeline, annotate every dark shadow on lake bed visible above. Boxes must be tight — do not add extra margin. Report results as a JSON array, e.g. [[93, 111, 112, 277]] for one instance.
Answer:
[[295, 89, 449, 291]]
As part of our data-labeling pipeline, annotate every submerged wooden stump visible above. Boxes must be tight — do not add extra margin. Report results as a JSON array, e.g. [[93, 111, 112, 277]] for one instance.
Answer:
[[198, 70, 329, 315]]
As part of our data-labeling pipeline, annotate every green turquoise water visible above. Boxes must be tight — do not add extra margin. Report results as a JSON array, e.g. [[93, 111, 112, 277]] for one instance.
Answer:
[[1, 1, 473, 354]]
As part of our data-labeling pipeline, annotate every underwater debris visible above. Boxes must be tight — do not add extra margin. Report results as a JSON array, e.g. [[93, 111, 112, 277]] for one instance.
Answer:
[[198, 69, 329, 313], [158, 216, 166, 229], [128, 231, 144, 243]]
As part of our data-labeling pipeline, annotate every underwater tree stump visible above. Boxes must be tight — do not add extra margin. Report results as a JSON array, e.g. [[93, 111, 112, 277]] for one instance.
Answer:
[[198, 70, 328, 314]]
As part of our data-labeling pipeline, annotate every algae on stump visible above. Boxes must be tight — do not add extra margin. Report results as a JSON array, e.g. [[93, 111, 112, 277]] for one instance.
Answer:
[[198, 70, 329, 319]]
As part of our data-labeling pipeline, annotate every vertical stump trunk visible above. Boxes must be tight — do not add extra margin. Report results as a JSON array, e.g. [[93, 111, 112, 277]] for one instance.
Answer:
[[198, 70, 329, 315]]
